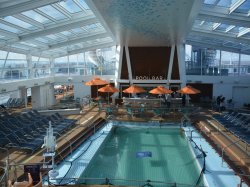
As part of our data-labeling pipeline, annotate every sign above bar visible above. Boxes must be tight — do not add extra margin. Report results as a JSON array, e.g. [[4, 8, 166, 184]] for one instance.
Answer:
[[135, 76, 165, 80]]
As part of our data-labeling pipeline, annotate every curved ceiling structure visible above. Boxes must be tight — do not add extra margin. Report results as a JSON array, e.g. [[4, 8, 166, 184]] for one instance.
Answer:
[[0, 0, 249, 57]]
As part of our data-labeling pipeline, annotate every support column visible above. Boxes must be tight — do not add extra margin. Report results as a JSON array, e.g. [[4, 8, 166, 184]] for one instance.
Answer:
[[125, 46, 133, 84], [31, 84, 55, 110], [0, 51, 9, 79], [115, 45, 122, 88], [177, 44, 187, 87], [26, 54, 33, 79], [18, 86, 27, 108], [167, 45, 175, 88], [49, 57, 55, 76]]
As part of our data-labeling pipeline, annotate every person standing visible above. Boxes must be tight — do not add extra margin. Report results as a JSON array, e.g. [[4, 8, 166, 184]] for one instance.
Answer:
[[182, 94, 186, 106], [165, 94, 172, 108]]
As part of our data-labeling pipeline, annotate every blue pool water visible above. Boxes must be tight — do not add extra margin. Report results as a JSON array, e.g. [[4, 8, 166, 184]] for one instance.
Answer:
[[46, 121, 248, 187]]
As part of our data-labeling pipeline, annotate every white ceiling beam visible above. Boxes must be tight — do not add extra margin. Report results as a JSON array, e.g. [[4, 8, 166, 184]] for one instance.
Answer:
[[0, 0, 31, 9], [191, 28, 250, 45], [200, 20, 205, 26], [0, 29, 19, 38], [212, 23, 221, 30], [42, 32, 109, 51], [229, 0, 246, 14], [186, 39, 249, 55], [226, 25, 235, 32], [27, 39, 49, 47], [13, 14, 44, 29], [0, 45, 51, 58], [51, 4, 72, 19], [85, 0, 116, 43], [54, 41, 116, 58], [19, 17, 98, 41], [198, 5, 250, 28], [0, 0, 61, 18], [33, 9, 57, 22], [73, 0, 88, 13], [237, 28, 250, 37], [0, 19, 28, 32]]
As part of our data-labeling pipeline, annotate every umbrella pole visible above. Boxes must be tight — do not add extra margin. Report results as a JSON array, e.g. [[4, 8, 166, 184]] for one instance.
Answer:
[[96, 85, 98, 98], [108, 92, 109, 105]]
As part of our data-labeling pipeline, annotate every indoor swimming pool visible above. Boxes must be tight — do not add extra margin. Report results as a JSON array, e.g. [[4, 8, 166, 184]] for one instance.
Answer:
[[46, 121, 247, 187]]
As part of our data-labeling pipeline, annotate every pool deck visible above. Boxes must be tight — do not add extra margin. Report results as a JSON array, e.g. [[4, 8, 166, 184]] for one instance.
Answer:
[[1, 106, 250, 187]]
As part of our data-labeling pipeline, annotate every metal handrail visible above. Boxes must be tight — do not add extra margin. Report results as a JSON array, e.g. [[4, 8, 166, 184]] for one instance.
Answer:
[[221, 139, 242, 167], [46, 176, 208, 187]]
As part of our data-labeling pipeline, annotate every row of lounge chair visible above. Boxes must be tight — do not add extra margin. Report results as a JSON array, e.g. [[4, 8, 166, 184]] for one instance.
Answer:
[[2, 98, 25, 108], [0, 110, 77, 154], [213, 111, 250, 144]]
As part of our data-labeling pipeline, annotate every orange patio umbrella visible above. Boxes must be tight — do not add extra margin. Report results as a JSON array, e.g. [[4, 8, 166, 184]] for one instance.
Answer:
[[149, 86, 173, 95], [177, 85, 201, 95], [85, 77, 109, 86], [123, 85, 146, 94], [98, 84, 119, 104], [85, 77, 109, 98], [150, 86, 173, 106]]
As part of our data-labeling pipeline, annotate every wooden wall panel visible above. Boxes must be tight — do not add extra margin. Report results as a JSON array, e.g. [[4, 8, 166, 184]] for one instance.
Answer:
[[128, 47, 171, 79], [187, 83, 213, 103]]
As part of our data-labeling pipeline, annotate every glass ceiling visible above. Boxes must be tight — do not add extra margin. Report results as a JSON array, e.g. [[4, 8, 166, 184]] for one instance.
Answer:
[[0, 0, 114, 58], [186, 0, 250, 54], [0, 0, 249, 58]]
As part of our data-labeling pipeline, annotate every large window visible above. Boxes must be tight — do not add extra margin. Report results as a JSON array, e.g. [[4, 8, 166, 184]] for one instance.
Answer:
[[0, 51, 28, 81], [32, 57, 50, 78], [185, 45, 250, 77], [54, 46, 116, 76]]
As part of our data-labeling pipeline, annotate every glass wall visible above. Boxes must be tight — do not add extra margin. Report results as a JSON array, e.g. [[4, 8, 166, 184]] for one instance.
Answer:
[[185, 45, 250, 76], [53, 46, 116, 76], [0, 46, 116, 82], [0, 51, 28, 81], [32, 56, 50, 78]]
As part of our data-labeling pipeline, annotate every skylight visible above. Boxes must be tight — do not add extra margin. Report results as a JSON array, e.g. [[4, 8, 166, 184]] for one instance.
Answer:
[[217, 0, 238, 7], [38, 5, 67, 20], [3, 16, 37, 30], [59, 0, 82, 13], [78, 0, 90, 10], [234, 0, 250, 14], [0, 22, 20, 33], [22, 10, 52, 24]]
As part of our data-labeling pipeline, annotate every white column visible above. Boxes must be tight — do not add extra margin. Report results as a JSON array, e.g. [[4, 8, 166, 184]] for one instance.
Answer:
[[125, 46, 133, 84], [177, 44, 186, 87], [31, 84, 56, 109], [18, 86, 27, 108], [26, 54, 33, 79], [49, 57, 55, 76], [167, 45, 175, 88], [115, 45, 122, 88]]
